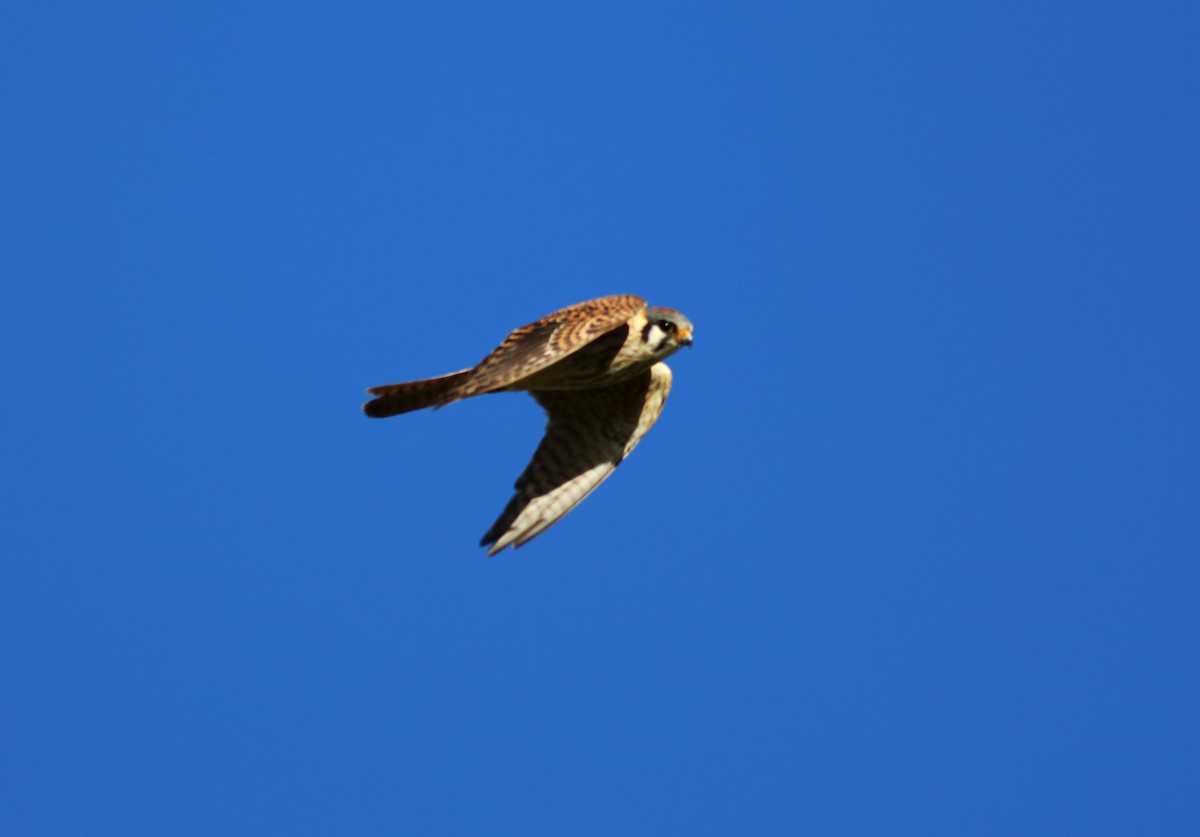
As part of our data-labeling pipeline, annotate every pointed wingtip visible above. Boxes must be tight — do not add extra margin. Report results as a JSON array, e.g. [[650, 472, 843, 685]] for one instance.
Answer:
[[481, 533, 508, 556], [480, 531, 502, 556]]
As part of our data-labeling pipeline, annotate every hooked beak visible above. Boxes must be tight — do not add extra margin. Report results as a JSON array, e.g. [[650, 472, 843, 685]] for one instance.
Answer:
[[676, 328, 693, 347]]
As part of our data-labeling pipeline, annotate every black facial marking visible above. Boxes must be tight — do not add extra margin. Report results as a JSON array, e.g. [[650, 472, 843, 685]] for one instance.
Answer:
[[643, 317, 678, 345]]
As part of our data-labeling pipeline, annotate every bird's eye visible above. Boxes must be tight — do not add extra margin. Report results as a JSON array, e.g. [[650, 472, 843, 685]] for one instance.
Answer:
[[657, 319, 676, 333]]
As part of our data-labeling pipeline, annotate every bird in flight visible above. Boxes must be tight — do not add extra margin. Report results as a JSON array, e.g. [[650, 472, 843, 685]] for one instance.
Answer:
[[364, 294, 694, 555]]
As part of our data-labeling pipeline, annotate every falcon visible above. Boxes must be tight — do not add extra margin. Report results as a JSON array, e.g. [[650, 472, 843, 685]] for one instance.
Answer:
[[363, 294, 694, 555]]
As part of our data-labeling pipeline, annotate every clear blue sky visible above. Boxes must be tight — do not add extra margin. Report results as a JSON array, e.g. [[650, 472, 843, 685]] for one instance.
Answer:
[[3, 2, 1198, 834]]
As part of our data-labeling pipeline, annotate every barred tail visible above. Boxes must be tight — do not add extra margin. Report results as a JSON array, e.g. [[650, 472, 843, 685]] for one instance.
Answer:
[[362, 369, 474, 418]]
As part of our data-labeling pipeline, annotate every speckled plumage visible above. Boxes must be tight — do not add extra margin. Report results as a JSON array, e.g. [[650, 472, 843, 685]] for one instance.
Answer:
[[363, 295, 693, 554]]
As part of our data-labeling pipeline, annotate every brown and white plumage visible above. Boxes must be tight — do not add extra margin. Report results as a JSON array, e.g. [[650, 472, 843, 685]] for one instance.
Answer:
[[480, 363, 673, 554], [363, 294, 693, 554]]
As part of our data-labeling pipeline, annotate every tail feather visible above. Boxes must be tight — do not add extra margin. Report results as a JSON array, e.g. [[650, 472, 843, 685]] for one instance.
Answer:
[[363, 369, 474, 418]]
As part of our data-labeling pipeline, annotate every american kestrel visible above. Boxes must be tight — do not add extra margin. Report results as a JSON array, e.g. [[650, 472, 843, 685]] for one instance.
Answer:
[[364, 294, 694, 555]]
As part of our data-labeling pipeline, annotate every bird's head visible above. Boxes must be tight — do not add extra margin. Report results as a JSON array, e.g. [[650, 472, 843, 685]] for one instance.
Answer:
[[642, 306, 694, 358]]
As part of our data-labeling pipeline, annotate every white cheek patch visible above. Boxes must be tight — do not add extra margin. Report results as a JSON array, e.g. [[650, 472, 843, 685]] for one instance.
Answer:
[[643, 324, 667, 349]]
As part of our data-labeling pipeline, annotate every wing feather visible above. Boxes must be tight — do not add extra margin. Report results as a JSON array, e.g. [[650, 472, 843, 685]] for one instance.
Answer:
[[481, 363, 673, 555], [451, 295, 645, 400]]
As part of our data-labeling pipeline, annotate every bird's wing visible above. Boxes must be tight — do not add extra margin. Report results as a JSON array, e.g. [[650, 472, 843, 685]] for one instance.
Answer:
[[481, 362, 673, 555], [451, 294, 646, 400]]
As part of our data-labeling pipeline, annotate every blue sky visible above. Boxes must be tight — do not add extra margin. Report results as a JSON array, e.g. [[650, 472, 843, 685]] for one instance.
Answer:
[[3, 1, 1198, 834]]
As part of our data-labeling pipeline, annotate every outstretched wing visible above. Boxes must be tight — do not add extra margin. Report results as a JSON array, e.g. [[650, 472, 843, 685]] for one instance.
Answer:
[[481, 362, 673, 555], [450, 295, 646, 401]]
